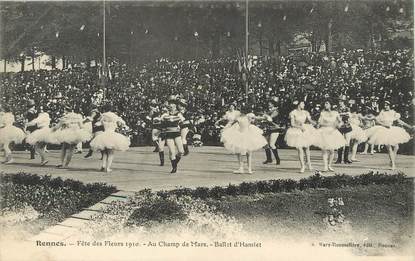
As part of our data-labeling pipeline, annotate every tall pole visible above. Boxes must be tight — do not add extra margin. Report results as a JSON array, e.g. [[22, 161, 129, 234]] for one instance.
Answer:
[[245, 0, 249, 104], [102, 0, 107, 100]]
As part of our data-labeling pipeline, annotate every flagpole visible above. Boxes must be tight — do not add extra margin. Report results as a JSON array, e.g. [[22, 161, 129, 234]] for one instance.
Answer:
[[245, 0, 249, 105], [102, 0, 107, 100]]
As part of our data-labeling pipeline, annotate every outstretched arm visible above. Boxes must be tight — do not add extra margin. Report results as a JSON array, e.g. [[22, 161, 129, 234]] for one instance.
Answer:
[[396, 119, 414, 130]]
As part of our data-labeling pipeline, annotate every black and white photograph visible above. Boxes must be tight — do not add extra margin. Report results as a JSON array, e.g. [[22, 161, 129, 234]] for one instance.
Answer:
[[0, 0, 414, 260]]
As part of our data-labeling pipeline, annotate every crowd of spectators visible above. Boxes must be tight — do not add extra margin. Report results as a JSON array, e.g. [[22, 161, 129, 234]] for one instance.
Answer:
[[1, 48, 413, 146]]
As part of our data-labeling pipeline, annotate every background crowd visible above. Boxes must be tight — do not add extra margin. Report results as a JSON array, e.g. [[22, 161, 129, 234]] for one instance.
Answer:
[[1, 48, 414, 148]]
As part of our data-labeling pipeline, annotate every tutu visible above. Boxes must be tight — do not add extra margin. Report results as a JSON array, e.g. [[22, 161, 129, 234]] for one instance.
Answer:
[[315, 126, 346, 150], [222, 118, 267, 154], [0, 126, 26, 145], [53, 128, 92, 144], [368, 126, 410, 145], [90, 131, 130, 151], [364, 126, 383, 139], [285, 124, 317, 148], [26, 127, 57, 145], [349, 124, 367, 143]]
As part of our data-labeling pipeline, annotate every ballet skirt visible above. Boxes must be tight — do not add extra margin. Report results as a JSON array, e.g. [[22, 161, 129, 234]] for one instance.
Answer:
[[90, 112, 130, 151], [221, 115, 267, 154], [220, 110, 241, 142], [315, 111, 346, 150], [285, 110, 317, 148], [367, 110, 410, 145], [26, 113, 57, 145], [0, 112, 26, 145], [53, 112, 92, 144], [348, 114, 367, 143]]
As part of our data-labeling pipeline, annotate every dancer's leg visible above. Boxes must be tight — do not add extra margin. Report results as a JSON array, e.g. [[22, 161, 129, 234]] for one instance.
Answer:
[[158, 138, 166, 166], [305, 147, 313, 170], [270, 133, 281, 165], [106, 149, 114, 172], [166, 139, 178, 173], [369, 144, 374, 154], [233, 153, 244, 173], [298, 148, 305, 173], [351, 141, 359, 161], [361, 143, 368, 154], [64, 144, 75, 167], [181, 128, 190, 155], [328, 150, 335, 171], [322, 150, 328, 171], [3, 143, 12, 163], [58, 143, 66, 166], [101, 149, 108, 171], [36, 143, 47, 164], [247, 152, 253, 174]]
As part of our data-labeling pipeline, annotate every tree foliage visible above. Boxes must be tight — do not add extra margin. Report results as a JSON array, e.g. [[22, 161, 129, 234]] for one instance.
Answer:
[[0, 1, 412, 69]]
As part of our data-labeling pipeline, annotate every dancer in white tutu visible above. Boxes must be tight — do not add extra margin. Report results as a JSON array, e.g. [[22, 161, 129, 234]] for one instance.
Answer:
[[348, 105, 368, 162], [0, 106, 26, 164], [285, 101, 317, 173], [53, 106, 91, 168], [316, 100, 346, 172], [161, 97, 186, 173], [221, 111, 267, 174], [25, 106, 55, 166], [90, 105, 130, 172], [367, 101, 413, 170], [360, 106, 377, 155]]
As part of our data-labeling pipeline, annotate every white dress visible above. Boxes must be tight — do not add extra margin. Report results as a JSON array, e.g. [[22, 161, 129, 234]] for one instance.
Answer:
[[221, 115, 267, 154], [0, 112, 26, 145], [367, 110, 410, 146], [26, 113, 57, 145], [90, 112, 130, 151], [315, 111, 346, 150], [53, 112, 92, 144], [219, 110, 241, 142], [285, 110, 317, 148], [348, 113, 367, 143]]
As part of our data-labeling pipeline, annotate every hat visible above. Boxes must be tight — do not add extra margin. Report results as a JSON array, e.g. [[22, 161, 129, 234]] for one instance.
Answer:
[[292, 100, 299, 106], [384, 101, 391, 105]]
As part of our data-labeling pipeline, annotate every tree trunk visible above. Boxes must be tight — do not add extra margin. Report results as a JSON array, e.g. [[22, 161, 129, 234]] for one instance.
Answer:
[[211, 32, 220, 59], [259, 32, 263, 56], [276, 40, 281, 56], [268, 38, 275, 56], [20, 56, 25, 72], [51, 56, 56, 69], [62, 56, 66, 69], [327, 18, 333, 53], [32, 56, 35, 71], [86, 57, 91, 68]]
